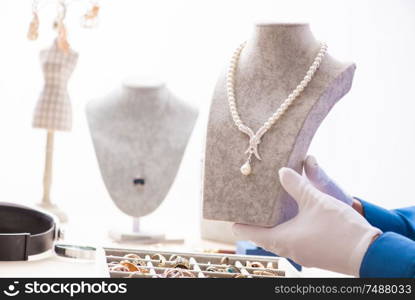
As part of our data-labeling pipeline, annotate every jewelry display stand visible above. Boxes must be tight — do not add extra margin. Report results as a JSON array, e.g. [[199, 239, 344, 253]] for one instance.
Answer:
[[203, 23, 356, 227], [86, 77, 198, 243], [33, 40, 79, 223]]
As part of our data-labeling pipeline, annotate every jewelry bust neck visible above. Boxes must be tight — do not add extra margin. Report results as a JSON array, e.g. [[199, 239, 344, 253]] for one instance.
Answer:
[[120, 77, 169, 117], [244, 23, 321, 74]]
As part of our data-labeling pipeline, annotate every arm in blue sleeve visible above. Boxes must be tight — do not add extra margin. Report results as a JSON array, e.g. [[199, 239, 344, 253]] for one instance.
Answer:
[[360, 232, 415, 277], [357, 198, 415, 240]]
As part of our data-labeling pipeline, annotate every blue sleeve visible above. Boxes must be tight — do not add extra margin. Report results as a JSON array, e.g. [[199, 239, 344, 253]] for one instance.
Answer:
[[360, 232, 415, 277], [358, 198, 415, 240]]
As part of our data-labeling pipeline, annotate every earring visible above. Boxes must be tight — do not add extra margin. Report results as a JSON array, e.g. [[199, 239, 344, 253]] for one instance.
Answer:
[[27, 1, 39, 40], [56, 21, 70, 52], [82, 2, 100, 28], [54, 1, 70, 52], [27, 12, 39, 40]]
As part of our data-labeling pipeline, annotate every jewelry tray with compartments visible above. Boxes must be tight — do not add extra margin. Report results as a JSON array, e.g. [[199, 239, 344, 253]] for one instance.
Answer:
[[104, 247, 300, 278]]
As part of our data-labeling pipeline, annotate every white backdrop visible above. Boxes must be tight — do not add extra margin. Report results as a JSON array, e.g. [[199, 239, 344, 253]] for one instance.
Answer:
[[0, 0, 414, 244]]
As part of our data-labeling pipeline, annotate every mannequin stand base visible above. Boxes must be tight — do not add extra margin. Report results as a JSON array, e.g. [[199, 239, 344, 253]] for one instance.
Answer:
[[37, 201, 68, 223], [108, 229, 184, 244], [108, 229, 165, 244]]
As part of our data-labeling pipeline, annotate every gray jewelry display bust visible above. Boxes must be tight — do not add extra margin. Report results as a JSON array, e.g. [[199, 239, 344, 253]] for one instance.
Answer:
[[203, 23, 356, 227], [86, 78, 198, 241]]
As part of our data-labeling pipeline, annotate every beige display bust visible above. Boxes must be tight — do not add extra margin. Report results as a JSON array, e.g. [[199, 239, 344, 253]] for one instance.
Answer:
[[203, 23, 356, 227], [86, 78, 197, 241]]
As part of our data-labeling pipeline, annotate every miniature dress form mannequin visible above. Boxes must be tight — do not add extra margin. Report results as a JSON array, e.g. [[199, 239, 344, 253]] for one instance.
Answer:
[[203, 23, 356, 227], [86, 78, 198, 242], [33, 40, 79, 222]]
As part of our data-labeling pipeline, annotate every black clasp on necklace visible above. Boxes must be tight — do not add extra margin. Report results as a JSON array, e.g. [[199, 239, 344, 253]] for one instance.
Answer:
[[133, 178, 145, 185]]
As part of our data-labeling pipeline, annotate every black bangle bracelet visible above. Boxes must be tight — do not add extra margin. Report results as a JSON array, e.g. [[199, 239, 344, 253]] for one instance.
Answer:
[[0, 202, 61, 261]]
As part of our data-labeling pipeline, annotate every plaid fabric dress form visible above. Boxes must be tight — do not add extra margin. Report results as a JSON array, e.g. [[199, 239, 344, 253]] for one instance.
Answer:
[[33, 41, 79, 131]]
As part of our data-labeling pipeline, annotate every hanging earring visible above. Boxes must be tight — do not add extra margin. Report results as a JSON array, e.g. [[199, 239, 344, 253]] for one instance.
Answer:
[[27, 1, 40, 40], [82, 1, 100, 28], [56, 21, 70, 52], [54, 1, 70, 52]]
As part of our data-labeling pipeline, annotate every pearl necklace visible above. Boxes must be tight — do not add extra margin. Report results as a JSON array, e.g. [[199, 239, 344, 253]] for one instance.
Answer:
[[227, 42, 328, 176]]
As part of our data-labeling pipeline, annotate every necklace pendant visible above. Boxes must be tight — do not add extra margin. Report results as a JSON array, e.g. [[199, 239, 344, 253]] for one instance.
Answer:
[[240, 160, 252, 176]]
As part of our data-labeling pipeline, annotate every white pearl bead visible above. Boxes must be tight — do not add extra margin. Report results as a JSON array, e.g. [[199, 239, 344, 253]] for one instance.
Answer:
[[240, 161, 252, 176]]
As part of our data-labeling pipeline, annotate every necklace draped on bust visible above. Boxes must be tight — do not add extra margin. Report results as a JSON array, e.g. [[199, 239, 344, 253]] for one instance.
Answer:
[[226, 41, 328, 175]]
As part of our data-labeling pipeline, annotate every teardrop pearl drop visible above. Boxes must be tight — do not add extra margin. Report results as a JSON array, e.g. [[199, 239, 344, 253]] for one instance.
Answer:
[[240, 161, 252, 176]]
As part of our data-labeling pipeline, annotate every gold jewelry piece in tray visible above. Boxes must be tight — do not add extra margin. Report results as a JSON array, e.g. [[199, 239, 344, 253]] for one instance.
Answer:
[[246, 261, 265, 269], [105, 247, 299, 278], [151, 254, 167, 267]]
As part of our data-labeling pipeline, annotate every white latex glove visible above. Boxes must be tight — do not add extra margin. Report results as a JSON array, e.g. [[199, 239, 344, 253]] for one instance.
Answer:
[[233, 168, 382, 276], [304, 155, 354, 206]]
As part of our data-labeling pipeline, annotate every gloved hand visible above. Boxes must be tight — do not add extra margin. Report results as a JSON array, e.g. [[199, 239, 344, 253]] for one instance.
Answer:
[[304, 155, 354, 206], [233, 168, 382, 276]]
